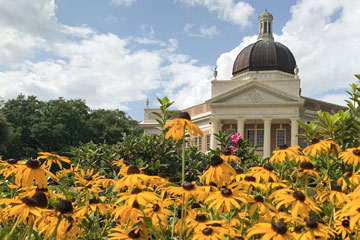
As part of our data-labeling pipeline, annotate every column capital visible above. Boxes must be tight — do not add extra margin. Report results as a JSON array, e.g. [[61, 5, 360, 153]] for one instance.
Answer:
[[290, 118, 300, 122], [262, 118, 273, 123]]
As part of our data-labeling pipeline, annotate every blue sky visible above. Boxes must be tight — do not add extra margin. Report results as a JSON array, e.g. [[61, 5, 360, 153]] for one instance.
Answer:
[[0, 0, 359, 121]]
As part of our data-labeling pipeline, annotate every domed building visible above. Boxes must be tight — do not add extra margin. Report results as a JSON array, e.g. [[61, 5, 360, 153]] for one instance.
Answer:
[[140, 11, 346, 156]]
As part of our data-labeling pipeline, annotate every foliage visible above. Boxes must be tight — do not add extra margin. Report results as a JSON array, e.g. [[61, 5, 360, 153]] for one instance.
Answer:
[[0, 95, 141, 159]]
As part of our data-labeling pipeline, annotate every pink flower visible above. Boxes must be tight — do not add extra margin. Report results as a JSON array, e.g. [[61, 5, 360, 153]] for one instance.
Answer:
[[230, 132, 242, 144], [229, 145, 238, 154]]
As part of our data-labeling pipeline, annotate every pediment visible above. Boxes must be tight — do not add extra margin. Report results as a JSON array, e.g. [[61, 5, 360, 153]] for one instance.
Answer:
[[207, 81, 300, 105]]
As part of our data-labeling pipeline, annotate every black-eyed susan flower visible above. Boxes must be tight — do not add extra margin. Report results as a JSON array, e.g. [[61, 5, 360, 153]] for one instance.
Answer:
[[293, 153, 311, 163], [337, 169, 360, 190], [116, 187, 160, 206], [204, 186, 248, 212], [165, 182, 207, 202], [37, 152, 71, 169], [246, 222, 296, 240], [303, 139, 328, 157], [200, 155, 236, 186], [316, 184, 349, 207], [220, 149, 240, 163], [108, 225, 149, 240], [246, 164, 278, 183], [186, 213, 224, 236], [333, 213, 351, 240], [74, 168, 101, 186], [115, 165, 151, 190], [322, 138, 341, 156], [164, 112, 203, 140], [249, 195, 278, 222], [235, 175, 267, 193], [0, 196, 43, 222], [0, 158, 24, 179], [56, 217, 82, 240], [269, 144, 300, 163], [74, 197, 108, 219], [14, 159, 57, 188], [192, 227, 227, 240], [112, 200, 143, 225], [272, 189, 321, 218], [144, 198, 173, 231], [291, 161, 321, 178], [340, 147, 360, 167], [300, 217, 329, 239]]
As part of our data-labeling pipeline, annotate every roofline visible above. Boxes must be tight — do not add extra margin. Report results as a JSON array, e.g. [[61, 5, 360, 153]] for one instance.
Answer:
[[301, 96, 348, 109]]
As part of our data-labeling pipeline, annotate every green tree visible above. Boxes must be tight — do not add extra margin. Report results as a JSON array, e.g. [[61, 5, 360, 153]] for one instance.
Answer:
[[87, 109, 142, 144]]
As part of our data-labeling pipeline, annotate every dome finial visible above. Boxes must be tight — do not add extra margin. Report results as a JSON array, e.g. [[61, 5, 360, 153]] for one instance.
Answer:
[[258, 11, 274, 41]]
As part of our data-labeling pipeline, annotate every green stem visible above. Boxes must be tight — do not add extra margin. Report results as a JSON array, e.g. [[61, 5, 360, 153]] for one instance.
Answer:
[[5, 217, 21, 240], [48, 216, 61, 240], [180, 135, 186, 240], [304, 174, 308, 198], [171, 197, 176, 239], [279, 162, 285, 181], [25, 220, 34, 240]]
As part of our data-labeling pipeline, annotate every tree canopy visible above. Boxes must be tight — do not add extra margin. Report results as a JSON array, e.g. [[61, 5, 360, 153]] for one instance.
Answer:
[[0, 95, 142, 159]]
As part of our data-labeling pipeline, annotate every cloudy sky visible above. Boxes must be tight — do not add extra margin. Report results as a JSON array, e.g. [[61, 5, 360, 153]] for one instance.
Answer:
[[0, 0, 359, 120]]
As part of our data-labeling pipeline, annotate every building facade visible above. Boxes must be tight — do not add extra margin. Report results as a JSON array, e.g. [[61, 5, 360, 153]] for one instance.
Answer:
[[140, 11, 346, 157]]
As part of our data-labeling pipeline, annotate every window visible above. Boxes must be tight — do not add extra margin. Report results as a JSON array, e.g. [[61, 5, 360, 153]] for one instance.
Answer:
[[276, 129, 286, 147], [194, 137, 202, 149], [206, 135, 211, 151], [247, 129, 264, 148], [226, 129, 236, 135]]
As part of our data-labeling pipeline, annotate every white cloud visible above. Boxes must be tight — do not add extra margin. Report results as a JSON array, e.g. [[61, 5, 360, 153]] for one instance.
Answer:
[[0, 0, 212, 111], [215, 0, 360, 101], [320, 93, 348, 107], [184, 24, 220, 38], [110, 0, 137, 7], [179, 0, 255, 26]]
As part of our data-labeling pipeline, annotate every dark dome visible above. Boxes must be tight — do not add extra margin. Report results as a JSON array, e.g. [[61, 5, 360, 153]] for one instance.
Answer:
[[232, 39, 296, 75]]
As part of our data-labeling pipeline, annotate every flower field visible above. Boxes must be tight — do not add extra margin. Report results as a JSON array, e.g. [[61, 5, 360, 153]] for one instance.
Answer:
[[1, 75, 360, 240]]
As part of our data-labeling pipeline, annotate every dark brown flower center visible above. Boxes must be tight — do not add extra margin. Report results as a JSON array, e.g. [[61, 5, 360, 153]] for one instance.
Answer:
[[271, 222, 287, 235], [127, 166, 140, 175], [305, 217, 318, 229], [55, 199, 73, 214], [26, 159, 40, 169], [353, 149, 360, 156], [21, 197, 38, 207], [172, 112, 191, 121], [182, 182, 195, 191], [263, 164, 274, 171], [254, 195, 264, 203], [131, 188, 142, 194], [223, 150, 231, 156], [132, 200, 140, 209], [6, 159, 18, 164], [31, 191, 48, 208], [207, 223, 222, 227], [236, 167, 244, 174], [202, 228, 213, 236], [192, 203, 201, 209], [221, 188, 232, 197], [128, 229, 140, 239], [293, 191, 306, 202], [294, 225, 303, 233], [168, 177, 177, 183], [244, 176, 256, 182], [342, 220, 350, 228], [152, 204, 160, 212], [210, 155, 223, 167], [231, 237, 244, 240], [279, 144, 288, 150], [209, 182, 218, 187], [195, 214, 207, 222], [89, 198, 100, 204], [158, 173, 166, 178], [36, 187, 48, 192], [300, 161, 314, 170], [331, 184, 342, 192], [311, 139, 320, 144], [83, 175, 93, 181]]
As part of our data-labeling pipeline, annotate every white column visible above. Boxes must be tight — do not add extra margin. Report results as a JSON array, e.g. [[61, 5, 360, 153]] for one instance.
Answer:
[[263, 118, 272, 158], [236, 118, 245, 138], [210, 118, 221, 150], [290, 118, 299, 146]]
